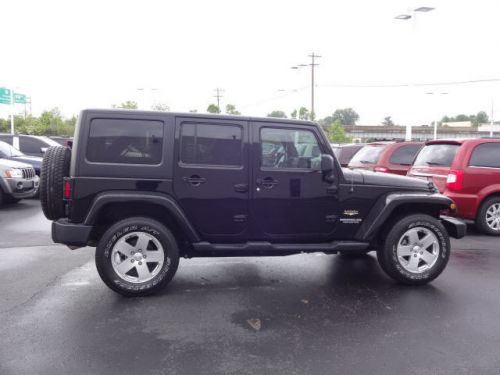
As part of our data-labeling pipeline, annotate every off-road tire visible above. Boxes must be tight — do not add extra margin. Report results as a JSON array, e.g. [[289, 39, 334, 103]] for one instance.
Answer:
[[40, 146, 70, 220], [377, 214, 450, 285], [95, 217, 180, 297], [476, 196, 500, 236]]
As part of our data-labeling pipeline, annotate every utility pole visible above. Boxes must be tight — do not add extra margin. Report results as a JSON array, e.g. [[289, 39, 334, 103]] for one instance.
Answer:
[[214, 88, 224, 113], [308, 53, 321, 121]]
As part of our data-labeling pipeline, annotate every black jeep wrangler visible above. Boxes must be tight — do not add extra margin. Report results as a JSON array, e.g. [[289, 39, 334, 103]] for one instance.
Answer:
[[40, 109, 465, 296]]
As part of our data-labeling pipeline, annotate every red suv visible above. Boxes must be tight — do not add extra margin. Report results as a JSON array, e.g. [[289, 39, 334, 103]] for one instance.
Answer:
[[348, 141, 423, 175], [408, 138, 500, 235]]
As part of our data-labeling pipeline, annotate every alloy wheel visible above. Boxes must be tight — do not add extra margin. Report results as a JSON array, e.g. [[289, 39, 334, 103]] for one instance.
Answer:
[[111, 232, 165, 283], [396, 227, 439, 274]]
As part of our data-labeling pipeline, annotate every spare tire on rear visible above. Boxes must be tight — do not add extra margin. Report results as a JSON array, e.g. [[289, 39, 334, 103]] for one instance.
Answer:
[[40, 146, 71, 220]]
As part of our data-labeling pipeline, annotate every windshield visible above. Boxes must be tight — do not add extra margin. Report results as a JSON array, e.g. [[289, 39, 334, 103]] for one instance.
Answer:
[[413, 144, 460, 167], [0, 141, 24, 158], [349, 145, 385, 165]]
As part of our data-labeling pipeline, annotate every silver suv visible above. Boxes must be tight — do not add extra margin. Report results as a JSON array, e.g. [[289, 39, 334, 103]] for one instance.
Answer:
[[0, 158, 39, 205]]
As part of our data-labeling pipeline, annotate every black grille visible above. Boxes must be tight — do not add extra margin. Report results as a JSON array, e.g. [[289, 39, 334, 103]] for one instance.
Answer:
[[21, 168, 35, 179]]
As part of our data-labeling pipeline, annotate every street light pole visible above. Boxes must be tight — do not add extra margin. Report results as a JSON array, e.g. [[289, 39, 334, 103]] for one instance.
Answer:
[[10, 88, 14, 135], [308, 52, 321, 120]]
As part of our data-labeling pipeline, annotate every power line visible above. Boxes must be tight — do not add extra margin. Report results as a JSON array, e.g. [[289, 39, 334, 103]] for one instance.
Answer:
[[320, 78, 500, 89]]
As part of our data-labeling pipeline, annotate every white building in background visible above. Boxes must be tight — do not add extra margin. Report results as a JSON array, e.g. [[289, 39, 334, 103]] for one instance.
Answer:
[[441, 121, 472, 128]]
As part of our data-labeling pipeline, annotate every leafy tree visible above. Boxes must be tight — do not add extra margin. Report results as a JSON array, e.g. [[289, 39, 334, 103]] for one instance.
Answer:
[[151, 102, 170, 112], [382, 116, 394, 126], [473, 111, 489, 127], [225, 104, 241, 115], [298, 107, 310, 120], [207, 104, 220, 114], [332, 108, 359, 125], [290, 109, 298, 119], [318, 116, 333, 128], [325, 120, 352, 144], [267, 110, 287, 118], [113, 101, 138, 109]]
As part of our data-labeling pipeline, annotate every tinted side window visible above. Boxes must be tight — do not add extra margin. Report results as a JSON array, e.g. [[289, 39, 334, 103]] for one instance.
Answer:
[[260, 128, 321, 169], [389, 144, 422, 165], [19, 137, 44, 154], [469, 143, 500, 168], [180, 123, 242, 166], [87, 118, 163, 164]]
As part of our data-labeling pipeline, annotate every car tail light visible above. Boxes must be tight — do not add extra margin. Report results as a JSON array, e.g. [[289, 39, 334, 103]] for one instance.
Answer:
[[374, 166, 389, 173], [446, 170, 464, 191], [63, 178, 72, 199]]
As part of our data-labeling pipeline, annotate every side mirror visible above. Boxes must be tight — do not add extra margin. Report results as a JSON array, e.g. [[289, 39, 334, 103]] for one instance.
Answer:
[[321, 154, 334, 173], [41, 147, 48, 154], [321, 154, 335, 183]]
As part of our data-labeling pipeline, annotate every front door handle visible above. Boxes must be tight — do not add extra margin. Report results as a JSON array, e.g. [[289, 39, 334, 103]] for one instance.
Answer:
[[256, 177, 278, 190], [183, 175, 207, 187]]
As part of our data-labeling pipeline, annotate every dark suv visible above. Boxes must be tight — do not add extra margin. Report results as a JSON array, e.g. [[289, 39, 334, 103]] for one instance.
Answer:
[[40, 109, 465, 296]]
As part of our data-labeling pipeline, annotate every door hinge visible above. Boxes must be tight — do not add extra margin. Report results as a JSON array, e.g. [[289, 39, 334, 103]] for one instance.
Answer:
[[233, 214, 248, 223]]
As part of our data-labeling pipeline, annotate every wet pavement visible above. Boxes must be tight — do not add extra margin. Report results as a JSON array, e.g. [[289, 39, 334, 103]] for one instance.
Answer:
[[1, 200, 500, 375]]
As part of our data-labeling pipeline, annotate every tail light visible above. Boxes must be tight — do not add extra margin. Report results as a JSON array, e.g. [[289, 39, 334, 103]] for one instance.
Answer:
[[63, 178, 73, 199], [446, 170, 464, 191], [374, 166, 389, 173]]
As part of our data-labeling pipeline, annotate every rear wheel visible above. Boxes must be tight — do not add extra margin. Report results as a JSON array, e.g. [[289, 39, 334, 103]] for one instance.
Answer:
[[40, 146, 70, 220], [476, 197, 500, 236], [95, 217, 180, 297], [377, 214, 450, 285]]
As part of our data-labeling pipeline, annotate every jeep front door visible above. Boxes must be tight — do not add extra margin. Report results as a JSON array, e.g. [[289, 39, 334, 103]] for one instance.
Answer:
[[173, 118, 249, 241], [250, 123, 339, 241]]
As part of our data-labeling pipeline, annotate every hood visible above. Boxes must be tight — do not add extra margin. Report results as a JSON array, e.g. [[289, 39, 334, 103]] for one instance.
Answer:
[[0, 158, 34, 170], [5, 155, 43, 170], [357, 170, 433, 191]]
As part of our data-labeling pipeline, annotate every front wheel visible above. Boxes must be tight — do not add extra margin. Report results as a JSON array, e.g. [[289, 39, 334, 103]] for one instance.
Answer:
[[377, 214, 450, 285], [95, 217, 180, 297]]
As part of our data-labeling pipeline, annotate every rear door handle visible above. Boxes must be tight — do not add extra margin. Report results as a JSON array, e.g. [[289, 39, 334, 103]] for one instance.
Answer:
[[183, 175, 207, 187]]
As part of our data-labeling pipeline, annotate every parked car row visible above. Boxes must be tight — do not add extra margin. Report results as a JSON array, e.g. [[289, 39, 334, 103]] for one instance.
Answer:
[[339, 138, 500, 235]]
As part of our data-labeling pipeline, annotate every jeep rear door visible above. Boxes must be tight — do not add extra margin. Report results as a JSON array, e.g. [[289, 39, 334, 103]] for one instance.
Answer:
[[250, 122, 339, 241], [173, 117, 249, 241]]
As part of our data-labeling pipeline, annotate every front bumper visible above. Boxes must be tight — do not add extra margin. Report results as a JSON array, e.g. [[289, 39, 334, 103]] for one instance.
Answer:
[[3, 176, 39, 198], [440, 215, 466, 239], [52, 219, 92, 247]]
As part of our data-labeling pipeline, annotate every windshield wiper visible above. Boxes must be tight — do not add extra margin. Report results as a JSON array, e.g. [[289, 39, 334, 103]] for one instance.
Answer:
[[425, 161, 444, 166], [359, 160, 373, 164]]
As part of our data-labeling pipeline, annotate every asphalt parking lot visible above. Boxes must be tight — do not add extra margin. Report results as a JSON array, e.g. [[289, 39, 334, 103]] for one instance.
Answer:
[[1, 200, 500, 375]]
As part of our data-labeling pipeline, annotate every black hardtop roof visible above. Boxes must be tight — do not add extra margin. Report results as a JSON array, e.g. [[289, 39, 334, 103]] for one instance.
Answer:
[[81, 108, 317, 127]]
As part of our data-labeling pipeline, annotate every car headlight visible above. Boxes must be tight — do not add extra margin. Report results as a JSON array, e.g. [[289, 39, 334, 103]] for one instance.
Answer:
[[4, 168, 23, 178]]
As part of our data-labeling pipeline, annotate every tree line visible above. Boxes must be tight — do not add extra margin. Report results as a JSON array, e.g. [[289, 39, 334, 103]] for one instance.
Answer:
[[2, 100, 489, 145]]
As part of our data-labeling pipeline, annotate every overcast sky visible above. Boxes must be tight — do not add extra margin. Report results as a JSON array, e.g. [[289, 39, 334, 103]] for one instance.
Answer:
[[2, 0, 500, 125]]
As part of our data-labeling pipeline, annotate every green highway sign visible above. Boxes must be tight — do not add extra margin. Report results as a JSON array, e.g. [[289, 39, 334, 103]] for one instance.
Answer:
[[0, 87, 11, 104], [14, 93, 26, 104]]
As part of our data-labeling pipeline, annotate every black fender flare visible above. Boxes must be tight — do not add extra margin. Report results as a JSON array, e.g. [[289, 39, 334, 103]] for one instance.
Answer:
[[355, 192, 453, 241], [84, 191, 200, 242]]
